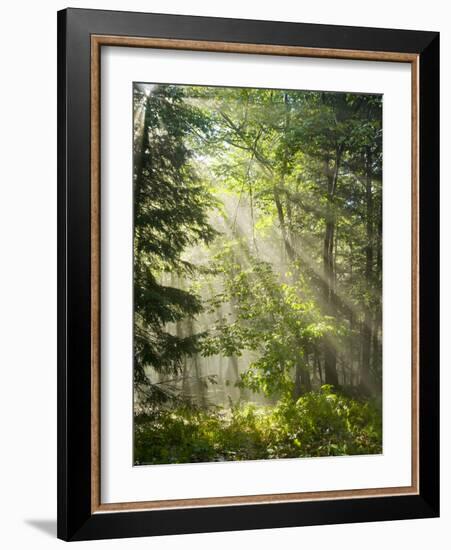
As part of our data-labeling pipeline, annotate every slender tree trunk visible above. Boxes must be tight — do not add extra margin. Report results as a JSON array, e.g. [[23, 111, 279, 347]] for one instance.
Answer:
[[216, 309, 226, 404], [193, 355, 206, 407], [315, 347, 323, 386], [361, 321, 373, 392], [371, 311, 381, 392], [371, 198, 383, 393], [134, 94, 152, 250], [186, 318, 206, 407], [360, 148, 375, 394], [274, 93, 297, 264], [302, 354, 312, 393], [293, 364, 302, 400], [228, 355, 241, 402], [323, 149, 342, 387], [273, 189, 296, 262], [293, 356, 312, 400], [349, 309, 356, 387], [176, 320, 191, 398]]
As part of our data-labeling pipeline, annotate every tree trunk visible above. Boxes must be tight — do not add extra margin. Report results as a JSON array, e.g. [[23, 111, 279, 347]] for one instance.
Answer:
[[273, 93, 297, 264], [301, 356, 312, 393], [322, 149, 341, 387], [293, 360, 311, 400], [133, 94, 151, 249], [193, 354, 206, 407], [186, 318, 206, 407], [360, 148, 375, 394], [315, 347, 323, 386], [373, 197, 383, 392], [176, 320, 191, 397], [228, 355, 241, 402]]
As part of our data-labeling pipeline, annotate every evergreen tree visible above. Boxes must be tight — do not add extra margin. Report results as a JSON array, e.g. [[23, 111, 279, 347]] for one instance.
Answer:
[[133, 84, 216, 406]]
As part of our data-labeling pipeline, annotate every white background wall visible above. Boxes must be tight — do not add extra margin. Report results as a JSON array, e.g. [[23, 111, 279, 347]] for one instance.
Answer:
[[0, 1, 447, 548]]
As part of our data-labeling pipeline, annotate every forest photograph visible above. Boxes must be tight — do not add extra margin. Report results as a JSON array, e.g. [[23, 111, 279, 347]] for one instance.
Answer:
[[133, 82, 383, 466]]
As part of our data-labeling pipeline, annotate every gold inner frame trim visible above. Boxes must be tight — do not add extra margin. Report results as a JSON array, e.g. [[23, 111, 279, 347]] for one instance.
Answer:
[[90, 34, 420, 514]]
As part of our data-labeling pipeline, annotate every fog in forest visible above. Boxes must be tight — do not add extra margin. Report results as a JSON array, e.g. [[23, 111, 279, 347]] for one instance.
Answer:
[[133, 83, 383, 464]]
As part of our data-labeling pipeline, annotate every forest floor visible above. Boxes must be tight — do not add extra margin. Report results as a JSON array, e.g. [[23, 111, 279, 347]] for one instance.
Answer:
[[134, 387, 382, 465]]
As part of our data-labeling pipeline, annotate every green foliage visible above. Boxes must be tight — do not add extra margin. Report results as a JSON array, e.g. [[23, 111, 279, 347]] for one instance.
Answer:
[[201, 247, 339, 399], [267, 385, 382, 457], [134, 388, 382, 464], [133, 84, 384, 463]]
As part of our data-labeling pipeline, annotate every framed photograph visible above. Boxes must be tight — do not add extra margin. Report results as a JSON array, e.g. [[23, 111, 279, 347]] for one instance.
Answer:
[[57, 8, 439, 541]]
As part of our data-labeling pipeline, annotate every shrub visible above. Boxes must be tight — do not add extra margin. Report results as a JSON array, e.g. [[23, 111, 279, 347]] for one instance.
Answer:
[[134, 387, 382, 465]]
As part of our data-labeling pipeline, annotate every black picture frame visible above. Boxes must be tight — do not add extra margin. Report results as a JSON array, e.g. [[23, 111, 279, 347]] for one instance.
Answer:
[[57, 7, 439, 541]]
